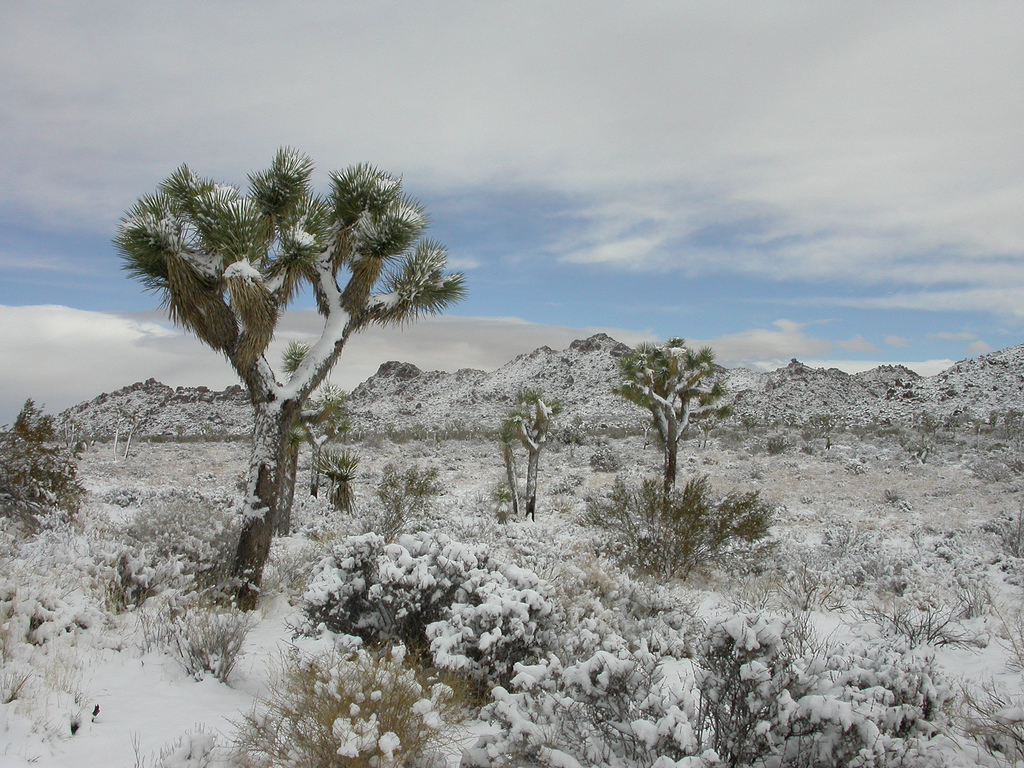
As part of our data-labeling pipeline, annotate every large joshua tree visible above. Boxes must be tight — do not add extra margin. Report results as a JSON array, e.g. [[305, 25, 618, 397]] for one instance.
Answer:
[[615, 338, 730, 496], [116, 149, 465, 608]]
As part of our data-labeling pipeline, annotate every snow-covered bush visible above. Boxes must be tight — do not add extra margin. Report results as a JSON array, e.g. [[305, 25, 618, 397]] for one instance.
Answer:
[[126, 495, 241, 594], [302, 531, 556, 687], [695, 612, 952, 767], [234, 644, 466, 768], [166, 604, 256, 683], [0, 399, 84, 524], [583, 475, 772, 580], [467, 642, 705, 768], [470, 611, 954, 768]]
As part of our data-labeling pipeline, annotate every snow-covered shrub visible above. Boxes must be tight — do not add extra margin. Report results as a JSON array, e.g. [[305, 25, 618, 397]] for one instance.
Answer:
[[234, 644, 466, 768], [0, 399, 84, 522], [126, 495, 240, 594], [165, 604, 256, 683], [471, 611, 954, 768], [582, 475, 772, 580], [104, 545, 188, 611], [468, 643, 704, 768], [694, 612, 952, 768], [550, 557, 700, 662], [588, 444, 622, 473], [861, 596, 980, 649], [148, 726, 220, 768], [302, 531, 556, 687]]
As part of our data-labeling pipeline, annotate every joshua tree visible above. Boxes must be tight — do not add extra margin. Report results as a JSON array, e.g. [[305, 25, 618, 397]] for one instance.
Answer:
[[497, 419, 522, 520], [615, 338, 729, 495], [503, 388, 561, 521], [116, 149, 465, 608]]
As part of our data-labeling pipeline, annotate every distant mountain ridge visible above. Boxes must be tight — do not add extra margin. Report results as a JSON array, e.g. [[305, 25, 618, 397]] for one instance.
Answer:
[[61, 334, 1024, 439]]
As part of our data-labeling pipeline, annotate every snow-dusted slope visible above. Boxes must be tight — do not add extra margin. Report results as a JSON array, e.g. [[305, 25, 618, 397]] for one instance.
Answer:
[[61, 336, 1024, 438]]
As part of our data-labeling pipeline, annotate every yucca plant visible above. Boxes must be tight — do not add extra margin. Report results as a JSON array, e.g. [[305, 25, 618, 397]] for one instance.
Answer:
[[317, 446, 361, 514]]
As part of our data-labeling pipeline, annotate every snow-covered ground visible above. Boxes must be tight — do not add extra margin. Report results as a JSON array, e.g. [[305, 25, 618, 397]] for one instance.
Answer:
[[2, 417, 1023, 766]]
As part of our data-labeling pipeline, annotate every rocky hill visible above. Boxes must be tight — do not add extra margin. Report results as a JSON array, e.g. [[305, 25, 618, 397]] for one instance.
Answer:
[[60, 335, 1024, 439]]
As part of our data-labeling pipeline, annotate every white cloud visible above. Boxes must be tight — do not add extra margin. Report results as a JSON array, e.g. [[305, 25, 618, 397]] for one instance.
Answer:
[[966, 340, 994, 355], [3, 1, 1024, 305], [696, 319, 833, 369], [884, 335, 912, 348], [837, 335, 880, 354], [0, 305, 653, 425]]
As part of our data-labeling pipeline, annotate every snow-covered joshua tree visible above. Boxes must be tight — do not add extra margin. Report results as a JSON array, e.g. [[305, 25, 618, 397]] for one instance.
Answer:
[[615, 338, 730, 495], [503, 388, 561, 521], [116, 149, 465, 608]]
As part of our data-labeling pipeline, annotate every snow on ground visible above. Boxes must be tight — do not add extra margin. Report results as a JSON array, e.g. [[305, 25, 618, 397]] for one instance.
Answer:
[[2, 421, 1024, 766]]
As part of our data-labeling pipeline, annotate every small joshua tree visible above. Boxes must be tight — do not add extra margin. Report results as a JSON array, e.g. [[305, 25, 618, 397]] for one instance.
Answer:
[[503, 389, 561, 521], [615, 338, 729, 495]]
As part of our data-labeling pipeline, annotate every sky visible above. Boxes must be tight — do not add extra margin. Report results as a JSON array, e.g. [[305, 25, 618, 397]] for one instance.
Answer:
[[2, 2, 1023, 425]]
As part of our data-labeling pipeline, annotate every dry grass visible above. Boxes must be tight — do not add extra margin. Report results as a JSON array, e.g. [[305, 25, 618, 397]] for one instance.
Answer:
[[234, 645, 471, 768]]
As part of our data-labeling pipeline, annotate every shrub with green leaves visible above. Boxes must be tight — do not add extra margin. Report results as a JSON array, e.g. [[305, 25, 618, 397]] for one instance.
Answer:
[[372, 463, 443, 540], [0, 400, 84, 526], [583, 475, 772, 580]]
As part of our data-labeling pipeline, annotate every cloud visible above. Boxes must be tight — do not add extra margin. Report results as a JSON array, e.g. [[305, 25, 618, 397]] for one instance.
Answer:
[[930, 331, 977, 342], [4, 1, 1024, 309], [0, 305, 654, 425], [837, 335, 880, 354], [884, 335, 912, 348], [697, 319, 833, 370], [966, 340, 994, 355]]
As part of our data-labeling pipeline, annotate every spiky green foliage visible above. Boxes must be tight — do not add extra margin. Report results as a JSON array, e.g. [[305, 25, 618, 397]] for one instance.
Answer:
[[116, 149, 466, 385], [615, 338, 730, 493], [317, 447, 361, 514], [583, 475, 772, 580]]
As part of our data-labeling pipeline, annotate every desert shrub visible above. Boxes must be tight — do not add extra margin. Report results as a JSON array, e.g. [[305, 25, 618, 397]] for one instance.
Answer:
[[302, 531, 555, 688], [140, 601, 256, 683], [765, 435, 789, 455], [582, 475, 772, 580], [126, 496, 241, 595], [168, 605, 256, 683], [234, 644, 466, 768], [962, 680, 1024, 763], [550, 474, 584, 495], [588, 444, 622, 473], [860, 597, 979, 649], [471, 611, 953, 768], [693, 612, 952, 767], [991, 507, 1024, 558], [492, 483, 512, 524], [468, 642, 700, 768], [0, 399, 84, 523], [370, 463, 443, 540], [104, 546, 188, 611]]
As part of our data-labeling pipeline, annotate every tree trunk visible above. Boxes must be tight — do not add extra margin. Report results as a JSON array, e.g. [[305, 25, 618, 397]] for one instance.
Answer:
[[524, 448, 539, 521], [502, 441, 521, 519], [233, 399, 299, 609], [309, 440, 322, 498], [663, 438, 678, 497], [275, 441, 299, 536]]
